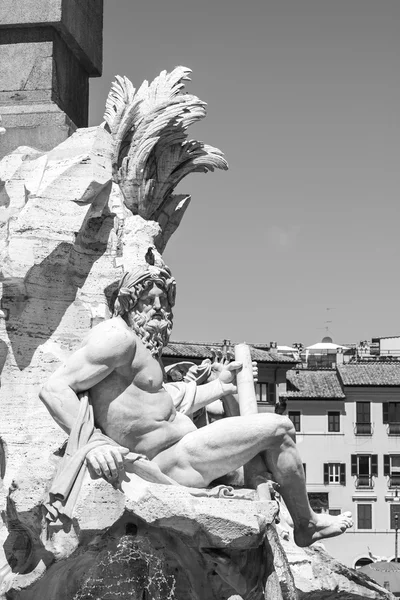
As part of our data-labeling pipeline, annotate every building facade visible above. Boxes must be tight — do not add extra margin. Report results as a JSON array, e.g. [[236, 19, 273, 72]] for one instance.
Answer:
[[163, 339, 400, 568], [282, 363, 400, 568]]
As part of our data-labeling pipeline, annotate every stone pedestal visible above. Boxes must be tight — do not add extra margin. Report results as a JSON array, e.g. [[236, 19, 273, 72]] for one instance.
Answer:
[[0, 0, 103, 157]]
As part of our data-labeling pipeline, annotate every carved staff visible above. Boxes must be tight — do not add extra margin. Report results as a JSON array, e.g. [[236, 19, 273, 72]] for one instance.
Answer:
[[234, 343, 271, 501], [234, 343, 258, 415], [234, 344, 289, 599]]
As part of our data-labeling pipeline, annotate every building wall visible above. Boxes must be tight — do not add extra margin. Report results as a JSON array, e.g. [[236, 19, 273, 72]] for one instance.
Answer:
[[287, 389, 400, 567], [380, 337, 400, 356]]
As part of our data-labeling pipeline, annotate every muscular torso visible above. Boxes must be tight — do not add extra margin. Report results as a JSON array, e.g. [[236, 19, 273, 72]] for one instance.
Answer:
[[88, 319, 197, 459]]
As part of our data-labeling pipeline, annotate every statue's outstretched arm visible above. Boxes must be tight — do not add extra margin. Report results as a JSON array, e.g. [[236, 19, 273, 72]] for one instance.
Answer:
[[191, 359, 258, 414], [195, 379, 236, 411]]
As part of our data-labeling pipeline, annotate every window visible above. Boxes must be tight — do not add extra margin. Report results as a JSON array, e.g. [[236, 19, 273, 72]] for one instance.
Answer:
[[384, 455, 400, 488], [289, 411, 301, 432], [383, 403, 400, 435], [355, 402, 372, 434], [256, 383, 276, 405], [324, 463, 346, 485], [328, 411, 340, 432], [351, 454, 378, 488], [357, 504, 372, 529], [391, 504, 400, 529], [329, 509, 341, 516]]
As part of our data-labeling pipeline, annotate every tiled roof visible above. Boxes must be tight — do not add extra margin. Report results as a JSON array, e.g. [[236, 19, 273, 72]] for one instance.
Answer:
[[163, 341, 296, 363], [282, 370, 345, 399], [338, 363, 400, 386], [372, 335, 400, 340]]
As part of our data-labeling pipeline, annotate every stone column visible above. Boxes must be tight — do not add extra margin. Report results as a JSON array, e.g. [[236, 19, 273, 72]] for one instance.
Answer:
[[0, 0, 103, 158]]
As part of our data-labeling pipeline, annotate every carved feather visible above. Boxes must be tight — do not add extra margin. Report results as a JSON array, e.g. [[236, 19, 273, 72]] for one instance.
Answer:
[[103, 66, 228, 243]]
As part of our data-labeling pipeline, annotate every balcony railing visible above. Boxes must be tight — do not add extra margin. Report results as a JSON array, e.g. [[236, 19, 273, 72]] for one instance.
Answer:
[[354, 422, 373, 435], [356, 475, 374, 489], [389, 475, 400, 488], [388, 423, 400, 436]]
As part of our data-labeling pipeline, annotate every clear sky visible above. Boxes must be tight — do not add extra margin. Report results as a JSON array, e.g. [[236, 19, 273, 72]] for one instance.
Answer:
[[89, 0, 400, 347]]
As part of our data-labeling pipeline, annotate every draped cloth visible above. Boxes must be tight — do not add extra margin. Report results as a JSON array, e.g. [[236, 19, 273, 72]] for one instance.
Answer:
[[44, 392, 145, 523], [163, 380, 197, 415], [44, 382, 199, 523]]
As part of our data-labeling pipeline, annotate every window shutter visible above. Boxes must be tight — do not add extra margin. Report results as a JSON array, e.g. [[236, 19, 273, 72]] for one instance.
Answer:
[[371, 455, 378, 477], [351, 455, 357, 476], [383, 403, 389, 424], [384, 455, 390, 476], [323, 463, 329, 485], [340, 463, 346, 485]]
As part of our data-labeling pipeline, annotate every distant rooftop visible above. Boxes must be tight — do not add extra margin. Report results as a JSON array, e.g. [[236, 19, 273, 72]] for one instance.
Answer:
[[372, 335, 400, 340], [282, 369, 345, 399], [338, 363, 400, 386], [163, 341, 297, 363]]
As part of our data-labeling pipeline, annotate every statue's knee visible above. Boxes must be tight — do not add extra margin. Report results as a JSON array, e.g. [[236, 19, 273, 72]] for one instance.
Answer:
[[274, 415, 296, 442]]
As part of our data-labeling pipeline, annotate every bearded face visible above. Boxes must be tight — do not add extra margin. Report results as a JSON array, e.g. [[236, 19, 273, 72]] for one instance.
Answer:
[[124, 282, 173, 357]]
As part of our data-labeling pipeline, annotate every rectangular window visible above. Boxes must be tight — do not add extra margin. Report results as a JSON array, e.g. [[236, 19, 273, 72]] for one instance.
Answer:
[[351, 454, 377, 488], [329, 509, 341, 516], [328, 411, 340, 432], [329, 463, 340, 483], [268, 383, 276, 406], [384, 455, 400, 488], [357, 504, 372, 529], [383, 403, 400, 434], [256, 383, 268, 403], [289, 411, 301, 432], [391, 504, 400, 529], [324, 463, 346, 485], [356, 402, 371, 434], [256, 383, 276, 405]]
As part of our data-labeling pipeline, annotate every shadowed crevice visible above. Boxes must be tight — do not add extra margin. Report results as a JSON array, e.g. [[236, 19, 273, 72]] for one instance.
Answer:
[[1, 212, 114, 370]]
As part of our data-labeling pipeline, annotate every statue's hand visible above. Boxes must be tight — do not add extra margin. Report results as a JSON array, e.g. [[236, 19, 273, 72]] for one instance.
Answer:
[[86, 444, 129, 484], [209, 350, 258, 389], [217, 361, 243, 386]]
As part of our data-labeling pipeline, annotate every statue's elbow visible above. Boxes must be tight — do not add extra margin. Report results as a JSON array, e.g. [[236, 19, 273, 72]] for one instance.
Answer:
[[39, 378, 57, 410]]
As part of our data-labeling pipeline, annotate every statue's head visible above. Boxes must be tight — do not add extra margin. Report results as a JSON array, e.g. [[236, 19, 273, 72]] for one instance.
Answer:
[[113, 257, 176, 357]]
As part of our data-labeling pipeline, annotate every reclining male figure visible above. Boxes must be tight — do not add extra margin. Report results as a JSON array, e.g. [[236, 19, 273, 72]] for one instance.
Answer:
[[40, 263, 352, 547]]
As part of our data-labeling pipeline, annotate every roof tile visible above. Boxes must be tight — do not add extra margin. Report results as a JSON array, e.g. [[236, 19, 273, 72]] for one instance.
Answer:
[[338, 363, 400, 386], [282, 370, 345, 399], [163, 341, 296, 363]]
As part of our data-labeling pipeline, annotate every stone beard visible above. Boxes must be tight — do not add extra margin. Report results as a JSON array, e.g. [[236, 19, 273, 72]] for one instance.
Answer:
[[127, 302, 173, 357], [113, 269, 176, 357]]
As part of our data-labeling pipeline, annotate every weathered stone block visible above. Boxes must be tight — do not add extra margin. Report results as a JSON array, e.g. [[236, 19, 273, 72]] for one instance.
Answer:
[[0, 28, 89, 129], [0, 1, 103, 156], [0, 0, 103, 75], [0, 42, 53, 96]]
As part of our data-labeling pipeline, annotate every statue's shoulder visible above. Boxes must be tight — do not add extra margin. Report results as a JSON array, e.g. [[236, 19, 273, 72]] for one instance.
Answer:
[[85, 318, 137, 357]]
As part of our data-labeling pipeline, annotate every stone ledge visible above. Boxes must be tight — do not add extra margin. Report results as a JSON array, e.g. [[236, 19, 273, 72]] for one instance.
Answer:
[[73, 474, 279, 551]]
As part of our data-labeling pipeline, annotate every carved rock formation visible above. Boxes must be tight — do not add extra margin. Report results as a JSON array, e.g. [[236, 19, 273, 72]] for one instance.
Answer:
[[4, 477, 281, 600]]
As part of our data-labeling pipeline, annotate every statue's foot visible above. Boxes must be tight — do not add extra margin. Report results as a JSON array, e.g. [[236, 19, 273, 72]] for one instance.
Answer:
[[294, 511, 353, 547]]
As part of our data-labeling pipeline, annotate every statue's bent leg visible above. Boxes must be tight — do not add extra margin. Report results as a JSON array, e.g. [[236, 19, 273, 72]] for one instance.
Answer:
[[152, 413, 289, 487], [152, 413, 352, 547]]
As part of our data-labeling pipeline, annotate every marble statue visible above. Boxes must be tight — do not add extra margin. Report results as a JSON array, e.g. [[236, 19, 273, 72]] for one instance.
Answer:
[[40, 253, 353, 548], [2, 65, 390, 600]]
